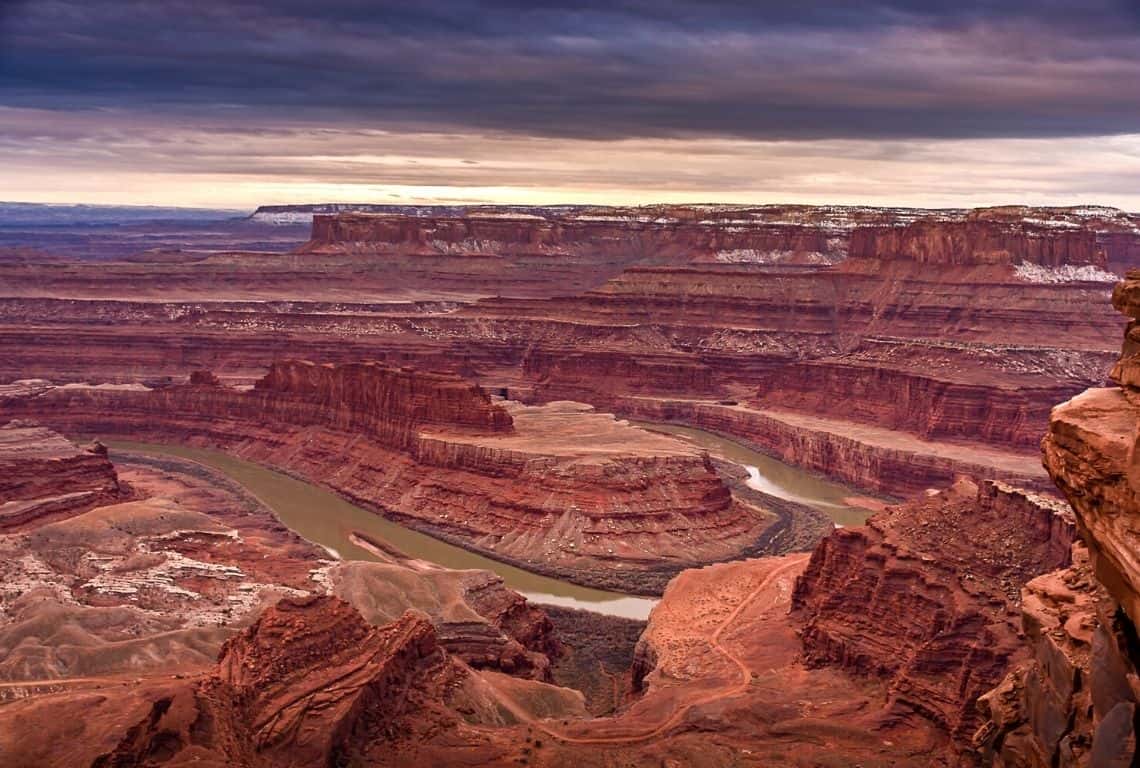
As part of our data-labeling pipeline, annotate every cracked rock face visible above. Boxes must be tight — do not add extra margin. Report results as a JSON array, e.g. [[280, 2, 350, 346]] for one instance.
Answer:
[[977, 272, 1140, 767], [792, 478, 1077, 755]]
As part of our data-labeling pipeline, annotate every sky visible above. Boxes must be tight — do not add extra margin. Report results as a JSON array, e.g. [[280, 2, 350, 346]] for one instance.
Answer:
[[2, 0, 1140, 211]]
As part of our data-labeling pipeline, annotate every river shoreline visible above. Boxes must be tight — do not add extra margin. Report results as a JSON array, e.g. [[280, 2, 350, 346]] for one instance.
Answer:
[[101, 420, 863, 613], [106, 440, 661, 617]]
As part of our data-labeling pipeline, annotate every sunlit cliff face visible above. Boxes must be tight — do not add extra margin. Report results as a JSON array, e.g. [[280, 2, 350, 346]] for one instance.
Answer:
[[1, 1, 1140, 209]]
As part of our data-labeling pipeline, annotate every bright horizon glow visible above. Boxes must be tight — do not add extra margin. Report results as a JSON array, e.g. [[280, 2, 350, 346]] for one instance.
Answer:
[[5, 2, 1140, 212], [4, 114, 1140, 212]]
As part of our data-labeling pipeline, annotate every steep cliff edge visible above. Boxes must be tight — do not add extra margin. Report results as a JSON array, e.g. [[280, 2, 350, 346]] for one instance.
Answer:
[[302, 209, 848, 263], [792, 479, 1077, 754], [254, 359, 514, 436], [0, 422, 127, 528], [849, 218, 1107, 267], [978, 270, 1140, 766], [0, 364, 775, 591]]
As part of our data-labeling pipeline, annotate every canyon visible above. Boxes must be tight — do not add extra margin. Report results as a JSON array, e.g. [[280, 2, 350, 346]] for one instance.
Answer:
[[0, 360, 782, 593], [0, 204, 1128, 499], [3, 202, 1140, 766]]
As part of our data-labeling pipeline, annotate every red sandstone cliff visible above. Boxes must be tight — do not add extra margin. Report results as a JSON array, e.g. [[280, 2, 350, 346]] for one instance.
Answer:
[[88, 597, 465, 767], [252, 359, 514, 441], [975, 271, 1140, 767], [793, 479, 1077, 752], [752, 339, 1104, 449], [0, 205, 1125, 510], [0, 422, 126, 528], [0, 364, 770, 592], [849, 219, 1107, 267], [303, 210, 845, 263]]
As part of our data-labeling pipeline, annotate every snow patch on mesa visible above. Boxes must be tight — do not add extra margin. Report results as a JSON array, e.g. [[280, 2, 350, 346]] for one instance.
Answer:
[[1013, 262, 1118, 284], [715, 249, 839, 265], [250, 211, 314, 225]]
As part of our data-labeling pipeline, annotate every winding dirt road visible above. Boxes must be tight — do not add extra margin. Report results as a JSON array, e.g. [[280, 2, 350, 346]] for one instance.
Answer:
[[500, 553, 809, 745]]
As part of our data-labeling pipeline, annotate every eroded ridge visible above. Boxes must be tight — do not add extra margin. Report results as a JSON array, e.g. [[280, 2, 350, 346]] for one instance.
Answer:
[[975, 270, 1140, 766], [0, 363, 775, 590]]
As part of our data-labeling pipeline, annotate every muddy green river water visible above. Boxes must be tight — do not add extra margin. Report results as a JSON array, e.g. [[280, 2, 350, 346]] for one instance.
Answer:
[[110, 426, 872, 620], [631, 423, 876, 528]]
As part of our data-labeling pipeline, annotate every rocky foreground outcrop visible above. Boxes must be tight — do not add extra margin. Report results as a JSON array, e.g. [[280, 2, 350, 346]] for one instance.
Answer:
[[792, 479, 1077, 755], [0, 362, 773, 591], [3, 595, 585, 768], [977, 270, 1140, 766]]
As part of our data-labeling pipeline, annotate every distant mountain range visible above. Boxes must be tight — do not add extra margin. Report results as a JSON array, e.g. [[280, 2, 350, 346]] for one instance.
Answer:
[[0, 202, 247, 228]]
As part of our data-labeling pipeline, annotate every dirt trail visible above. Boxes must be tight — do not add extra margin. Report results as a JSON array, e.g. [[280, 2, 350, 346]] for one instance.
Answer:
[[502, 554, 809, 745]]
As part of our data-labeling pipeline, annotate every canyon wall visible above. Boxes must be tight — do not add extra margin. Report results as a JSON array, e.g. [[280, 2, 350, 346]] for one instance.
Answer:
[[0, 423, 126, 528], [0, 204, 1128, 505], [304, 210, 846, 262], [975, 271, 1140, 767], [251, 360, 514, 443], [848, 219, 1106, 267], [793, 479, 1077, 753], [603, 396, 1051, 497], [0, 364, 774, 592], [751, 340, 1099, 449]]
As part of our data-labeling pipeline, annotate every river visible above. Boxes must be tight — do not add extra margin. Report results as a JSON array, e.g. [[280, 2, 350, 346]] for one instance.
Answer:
[[110, 440, 659, 619], [109, 426, 874, 621], [630, 422, 878, 527]]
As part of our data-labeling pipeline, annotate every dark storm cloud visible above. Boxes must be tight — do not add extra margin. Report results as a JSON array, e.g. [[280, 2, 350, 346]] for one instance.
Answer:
[[1, 0, 1140, 140]]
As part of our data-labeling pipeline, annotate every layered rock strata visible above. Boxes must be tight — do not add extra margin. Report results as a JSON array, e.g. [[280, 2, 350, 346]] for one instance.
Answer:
[[608, 397, 1051, 497], [0, 362, 772, 591], [0, 439, 563, 687], [2, 596, 585, 768], [0, 422, 127, 528], [0, 204, 1127, 503], [792, 478, 1078, 752], [849, 218, 1107, 267], [978, 270, 1140, 765]]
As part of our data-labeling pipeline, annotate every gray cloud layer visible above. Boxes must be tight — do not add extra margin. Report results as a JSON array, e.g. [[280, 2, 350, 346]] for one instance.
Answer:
[[3, 0, 1140, 141]]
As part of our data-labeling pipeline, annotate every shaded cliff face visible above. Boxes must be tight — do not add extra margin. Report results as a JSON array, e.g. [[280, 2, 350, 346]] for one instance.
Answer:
[[751, 340, 1111, 449], [792, 479, 1077, 754], [977, 546, 1137, 767], [593, 396, 1052, 498], [1046, 274, 1140, 627], [975, 272, 1140, 767], [254, 359, 514, 436]]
